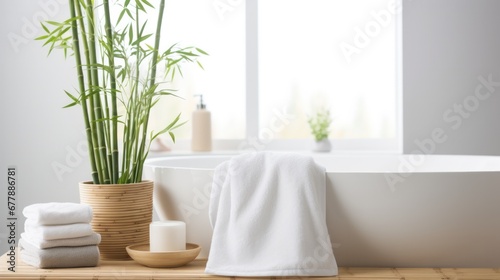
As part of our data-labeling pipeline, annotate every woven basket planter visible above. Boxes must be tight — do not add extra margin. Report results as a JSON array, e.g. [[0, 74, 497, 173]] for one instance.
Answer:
[[79, 180, 153, 260]]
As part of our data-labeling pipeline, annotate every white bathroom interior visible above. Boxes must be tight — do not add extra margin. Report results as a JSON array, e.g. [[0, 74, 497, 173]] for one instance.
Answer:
[[1, 0, 500, 268]]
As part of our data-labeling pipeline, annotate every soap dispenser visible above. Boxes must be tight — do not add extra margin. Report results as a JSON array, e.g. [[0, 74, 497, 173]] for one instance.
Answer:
[[191, 94, 212, 152]]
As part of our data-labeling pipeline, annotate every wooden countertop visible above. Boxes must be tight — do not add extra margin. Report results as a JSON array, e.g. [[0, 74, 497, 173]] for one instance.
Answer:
[[1, 252, 500, 279]]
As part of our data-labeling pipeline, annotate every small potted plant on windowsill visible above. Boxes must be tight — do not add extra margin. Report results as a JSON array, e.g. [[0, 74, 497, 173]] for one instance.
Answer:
[[36, 0, 206, 259], [307, 109, 332, 152]]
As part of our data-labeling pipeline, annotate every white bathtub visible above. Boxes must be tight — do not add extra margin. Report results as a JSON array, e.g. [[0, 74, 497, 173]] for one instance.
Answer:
[[144, 153, 500, 267]]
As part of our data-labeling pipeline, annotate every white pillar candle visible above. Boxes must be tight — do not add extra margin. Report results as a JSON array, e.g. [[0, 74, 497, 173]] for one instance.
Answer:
[[150, 221, 186, 252]]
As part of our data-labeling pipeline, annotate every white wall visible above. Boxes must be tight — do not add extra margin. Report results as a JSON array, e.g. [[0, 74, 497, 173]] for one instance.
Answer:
[[0, 0, 90, 254], [403, 0, 500, 155]]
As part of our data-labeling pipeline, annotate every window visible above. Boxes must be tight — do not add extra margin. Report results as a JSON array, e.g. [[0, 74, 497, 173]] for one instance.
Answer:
[[148, 0, 246, 140], [148, 0, 401, 151]]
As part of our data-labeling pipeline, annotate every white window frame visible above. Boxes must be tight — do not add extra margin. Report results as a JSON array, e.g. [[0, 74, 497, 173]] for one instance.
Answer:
[[169, 0, 403, 153]]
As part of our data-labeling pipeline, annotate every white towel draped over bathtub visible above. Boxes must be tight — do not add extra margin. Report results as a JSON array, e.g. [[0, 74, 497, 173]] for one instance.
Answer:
[[205, 152, 338, 277]]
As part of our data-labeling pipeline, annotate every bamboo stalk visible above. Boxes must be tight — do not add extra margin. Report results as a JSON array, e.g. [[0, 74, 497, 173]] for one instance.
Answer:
[[101, 67, 113, 182], [80, 2, 103, 183], [119, 53, 130, 184], [76, 2, 103, 184], [131, 5, 142, 182], [75, 1, 103, 184], [135, 0, 166, 182], [120, 3, 144, 184], [103, 0, 119, 184], [68, 0, 99, 184], [85, 0, 110, 184]]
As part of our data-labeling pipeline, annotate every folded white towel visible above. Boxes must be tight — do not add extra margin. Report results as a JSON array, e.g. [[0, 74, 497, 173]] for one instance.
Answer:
[[24, 219, 93, 240], [19, 238, 99, 268], [206, 152, 338, 277], [21, 232, 101, 249], [23, 202, 92, 225]]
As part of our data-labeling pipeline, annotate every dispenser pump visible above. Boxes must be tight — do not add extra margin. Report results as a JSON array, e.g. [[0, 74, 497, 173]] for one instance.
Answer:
[[191, 94, 212, 151], [194, 94, 206, 109]]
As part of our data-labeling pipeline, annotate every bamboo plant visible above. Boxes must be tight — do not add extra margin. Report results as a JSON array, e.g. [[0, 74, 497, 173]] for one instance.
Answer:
[[37, 0, 206, 184]]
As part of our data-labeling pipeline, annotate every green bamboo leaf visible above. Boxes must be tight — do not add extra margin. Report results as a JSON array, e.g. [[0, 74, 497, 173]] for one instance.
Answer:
[[128, 24, 133, 45], [105, 115, 122, 122], [139, 21, 148, 37], [99, 38, 112, 54], [170, 120, 187, 131], [164, 43, 178, 55], [171, 66, 176, 80], [41, 23, 50, 33], [132, 34, 152, 45], [117, 9, 128, 25], [196, 48, 209, 55], [41, 36, 55, 46], [125, 8, 134, 20], [196, 60, 205, 70], [135, 0, 145, 11], [168, 131, 175, 143], [63, 16, 82, 25], [155, 91, 182, 99], [141, 0, 154, 9], [180, 55, 193, 62], [165, 115, 182, 131], [150, 113, 182, 140], [59, 27, 71, 37], [63, 101, 79, 108], [167, 58, 182, 68], [150, 98, 160, 108], [48, 41, 57, 55], [35, 35, 49, 40], [124, 0, 131, 7], [90, 63, 113, 73], [64, 90, 79, 102], [176, 65, 184, 77], [177, 51, 198, 57], [46, 20, 62, 26]]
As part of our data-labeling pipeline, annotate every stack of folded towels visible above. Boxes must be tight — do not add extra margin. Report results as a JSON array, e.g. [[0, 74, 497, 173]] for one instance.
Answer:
[[20, 202, 100, 268]]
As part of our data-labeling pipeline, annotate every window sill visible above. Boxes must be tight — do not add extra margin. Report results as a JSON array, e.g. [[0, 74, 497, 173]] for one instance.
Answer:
[[148, 138, 401, 158]]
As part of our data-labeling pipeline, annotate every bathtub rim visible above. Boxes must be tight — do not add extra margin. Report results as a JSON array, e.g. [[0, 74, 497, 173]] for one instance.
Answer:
[[144, 153, 500, 174]]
